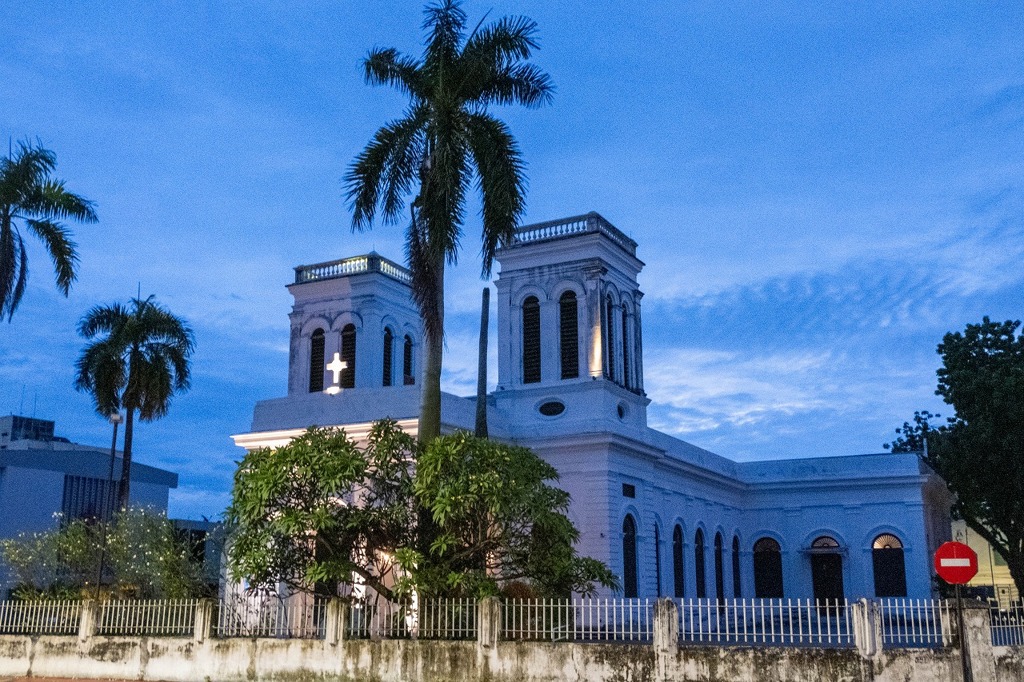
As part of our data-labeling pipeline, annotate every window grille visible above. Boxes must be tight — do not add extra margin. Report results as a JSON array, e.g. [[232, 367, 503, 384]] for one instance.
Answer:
[[522, 296, 541, 384], [559, 291, 579, 379]]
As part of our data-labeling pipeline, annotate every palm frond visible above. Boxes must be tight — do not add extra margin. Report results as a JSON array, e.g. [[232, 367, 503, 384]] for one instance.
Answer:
[[25, 218, 78, 295], [345, 113, 426, 229], [464, 113, 526, 276], [472, 63, 554, 109], [463, 15, 541, 64], [26, 180, 98, 222], [363, 48, 423, 98]]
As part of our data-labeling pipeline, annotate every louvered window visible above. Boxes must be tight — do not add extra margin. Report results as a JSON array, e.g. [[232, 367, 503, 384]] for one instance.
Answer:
[[654, 524, 662, 596], [403, 335, 415, 385], [622, 308, 630, 388], [383, 327, 394, 387], [309, 329, 325, 393], [522, 296, 541, 384], [559, 291, 579, 379], [732, 535, 742, 597], [605, 296, 615, 382], [62, 475, 115, 522], [673, 525, 685, 597], [340, 324, 356, 389]]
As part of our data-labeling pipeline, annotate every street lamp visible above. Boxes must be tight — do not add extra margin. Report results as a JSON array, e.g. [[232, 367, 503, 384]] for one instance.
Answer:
[[93, 411, 123, 600]]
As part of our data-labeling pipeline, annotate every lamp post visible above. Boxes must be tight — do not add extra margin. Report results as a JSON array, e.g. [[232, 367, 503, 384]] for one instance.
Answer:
[[93, 411, 123, 600]]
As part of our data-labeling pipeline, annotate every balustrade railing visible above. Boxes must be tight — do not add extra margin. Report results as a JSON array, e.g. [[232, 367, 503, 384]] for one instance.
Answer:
[[511, 212, 638, 255], [295, 254, 411, 285]]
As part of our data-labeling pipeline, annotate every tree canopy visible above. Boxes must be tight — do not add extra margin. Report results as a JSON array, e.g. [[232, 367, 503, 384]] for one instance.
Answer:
[[891, 317, 1024, 591], [227, 420, 616, 601]]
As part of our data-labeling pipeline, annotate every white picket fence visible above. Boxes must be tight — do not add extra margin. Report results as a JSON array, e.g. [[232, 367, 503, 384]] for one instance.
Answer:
[[502, 598, 653, 642], [0, 600, 80, 635], [99, 599, 199, 636], [678, 598, 854, 647]]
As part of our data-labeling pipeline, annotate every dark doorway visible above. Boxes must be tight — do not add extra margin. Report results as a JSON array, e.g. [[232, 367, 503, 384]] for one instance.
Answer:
[[753, 538, 783, 598], [622, 515, 638, 598], [811, 536, 843, 602], [872, 534, 907, 597]]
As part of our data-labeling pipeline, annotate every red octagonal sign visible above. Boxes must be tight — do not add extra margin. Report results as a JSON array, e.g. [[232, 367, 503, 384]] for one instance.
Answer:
[[934, 541, 979, 585]]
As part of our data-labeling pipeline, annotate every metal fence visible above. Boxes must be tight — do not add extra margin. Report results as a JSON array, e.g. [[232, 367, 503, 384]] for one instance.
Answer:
[[0, 600, 81, 635], [99, 599, 198, 637], [991, 599, 1024, 647], [419, 598, 477, 640], [678, 598, 854, 647], [502, 598, 653, 642], [878, 598, 952, 648], [345, 598, 478, 640], [216, 596, 326, 639]]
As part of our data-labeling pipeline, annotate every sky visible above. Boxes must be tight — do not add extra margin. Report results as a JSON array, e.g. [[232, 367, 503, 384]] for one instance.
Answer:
[[1, 1, 1022, 520]]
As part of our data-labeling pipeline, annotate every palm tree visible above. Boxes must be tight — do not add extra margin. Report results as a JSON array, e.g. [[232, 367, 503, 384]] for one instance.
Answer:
[[1, 140, 97, 321], [346, 0, 553, 442], [75, 296, 195, 509]]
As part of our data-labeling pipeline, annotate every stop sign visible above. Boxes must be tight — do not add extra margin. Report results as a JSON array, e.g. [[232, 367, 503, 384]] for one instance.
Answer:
[[934, 541, 979, 584]]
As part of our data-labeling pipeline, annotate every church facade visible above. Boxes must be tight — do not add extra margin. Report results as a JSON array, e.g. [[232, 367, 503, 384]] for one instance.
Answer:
[[233, 212, 951, 601]]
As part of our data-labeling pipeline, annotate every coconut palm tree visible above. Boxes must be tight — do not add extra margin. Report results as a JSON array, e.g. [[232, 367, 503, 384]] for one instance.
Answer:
[[0, 140, 97, 321], [345, 0, 553, 442], [75, 296, 195, 509]]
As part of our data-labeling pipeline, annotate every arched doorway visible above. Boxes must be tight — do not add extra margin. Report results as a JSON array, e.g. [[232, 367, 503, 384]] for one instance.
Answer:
[[872, 534, 907, 597], [753, 537, 783, 598], [810, 536, 844, 603], [622, 515, 638, 598]]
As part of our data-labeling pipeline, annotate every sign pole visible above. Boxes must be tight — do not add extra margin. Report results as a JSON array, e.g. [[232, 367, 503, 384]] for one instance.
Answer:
[[955, 583, 972, 682]]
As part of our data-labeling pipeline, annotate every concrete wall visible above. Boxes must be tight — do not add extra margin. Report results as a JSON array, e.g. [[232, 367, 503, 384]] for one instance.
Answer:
[[0, 599, 1020, 682]]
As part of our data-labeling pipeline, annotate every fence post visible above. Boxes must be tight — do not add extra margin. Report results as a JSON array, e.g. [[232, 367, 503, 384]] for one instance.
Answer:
[[477, 596, 501, 650], [853, 599, 880, 659], [325, 598, 347, 646], [654, 598, 679, 682], [193, 599, 215, 643], [961, 601, 996, 682], [78, 599, 100, 642]]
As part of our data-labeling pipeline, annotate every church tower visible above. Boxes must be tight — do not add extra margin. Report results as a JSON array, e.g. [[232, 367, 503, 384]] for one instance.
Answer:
[[286, 253, 421, 396], [492, 212, 649, 432]]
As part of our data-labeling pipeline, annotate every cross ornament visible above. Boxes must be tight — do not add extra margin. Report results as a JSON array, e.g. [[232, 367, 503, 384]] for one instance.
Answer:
[[325, 352, 348, 392]]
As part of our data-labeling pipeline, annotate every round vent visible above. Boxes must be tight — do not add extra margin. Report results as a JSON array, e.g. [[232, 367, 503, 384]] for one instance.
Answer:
[[538, 401, 566, 416]]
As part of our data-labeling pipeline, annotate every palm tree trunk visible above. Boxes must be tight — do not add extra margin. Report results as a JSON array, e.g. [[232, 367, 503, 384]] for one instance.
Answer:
[[417, 260, 444, 443], [118, 407, 135, 510]]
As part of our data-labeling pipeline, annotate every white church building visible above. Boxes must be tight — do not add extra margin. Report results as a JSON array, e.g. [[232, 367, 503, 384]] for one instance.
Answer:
[[233, 212, 951, 601]]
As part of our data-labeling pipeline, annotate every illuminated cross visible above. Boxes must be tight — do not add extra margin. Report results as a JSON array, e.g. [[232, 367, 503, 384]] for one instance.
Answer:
[[325, 353, 348, 394]]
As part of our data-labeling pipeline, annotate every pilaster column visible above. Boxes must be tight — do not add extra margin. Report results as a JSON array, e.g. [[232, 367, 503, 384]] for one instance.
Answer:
[[583, 264, 606, 379]]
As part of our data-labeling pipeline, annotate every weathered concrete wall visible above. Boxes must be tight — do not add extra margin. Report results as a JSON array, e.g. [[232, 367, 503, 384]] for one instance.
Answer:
[[0, 634, 1022, 682]]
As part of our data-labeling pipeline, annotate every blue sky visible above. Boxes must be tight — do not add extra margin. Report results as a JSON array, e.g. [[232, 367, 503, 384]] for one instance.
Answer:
[[1, 1, 1021, 519]]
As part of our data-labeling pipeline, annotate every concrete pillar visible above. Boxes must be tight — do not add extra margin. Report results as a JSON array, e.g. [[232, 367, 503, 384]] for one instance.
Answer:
[[653, 598, 678, 682], [477, 597, 501, 650], [78, 599, 100, 642], [192, 599, 215, 643], [325, 598, 347, 646], [961, 600, 996, 682], [852, 598, 881, 659]]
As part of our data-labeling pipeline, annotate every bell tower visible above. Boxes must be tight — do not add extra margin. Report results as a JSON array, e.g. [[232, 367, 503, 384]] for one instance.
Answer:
[[492, 212, 649, 432]]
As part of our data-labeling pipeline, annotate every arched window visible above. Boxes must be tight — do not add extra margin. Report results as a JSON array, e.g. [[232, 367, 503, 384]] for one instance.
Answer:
[[732, 535, 742, 598], [654, 524, 662, 596], [605, 295, 615, 382], [340, 324, 356, 389], [308, 328, 325, 393], [714, 532, 725, 603], [694, 529, 706, 599], [559, 291, 579, 379], [622, 515, 638, 598], [522, 296, 541, 384], [622, 307, 630, 389], [753, 537, 783, 598], [403, 335, 415, 385], [673, 525, 685, 597], [872, 534, 907, 597], [810, 536, 844, 602], [382, 327, 394, 387]]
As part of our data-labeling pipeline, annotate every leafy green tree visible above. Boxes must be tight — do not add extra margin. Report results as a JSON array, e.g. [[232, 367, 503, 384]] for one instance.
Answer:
[[884, 410, 942, 453], [226, 421, 614, 599], [74, 296, 195, 509], [414, 431, 618, 597], [891, 318, 1024, 590], [0, 140, 97, 321], [226, 421, 417, 601], [1, 509, 207, 600], [924, 318, 1024, 592], [345, 0, 553, 442]]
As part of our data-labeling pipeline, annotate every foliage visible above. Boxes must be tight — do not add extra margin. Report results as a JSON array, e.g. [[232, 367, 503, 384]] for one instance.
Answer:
[[226, 420, 417, 601], [884, 410, 942, 453], [0, 139, 98, 321], [891, 318, 1024, 591], [415, 431, 618, 597], [74, 295, 194, 509], [0, 509, 207, 600], [226, 421, 615, 600], [345, 0, 553, 442]]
